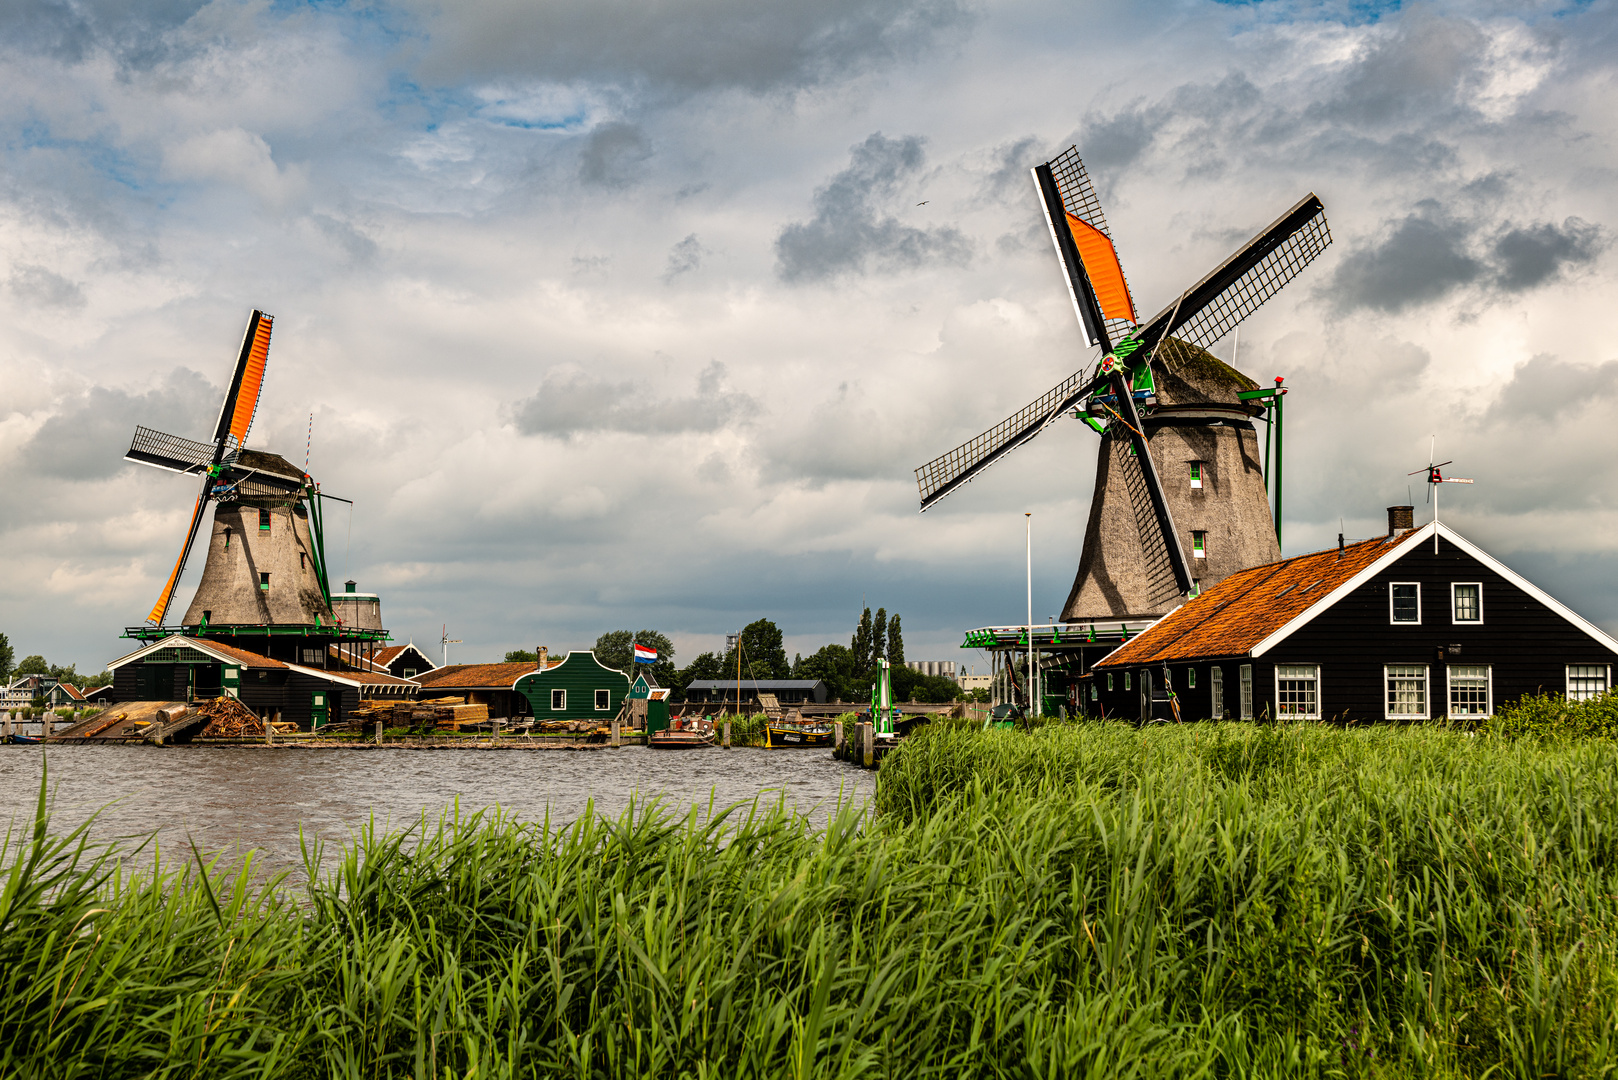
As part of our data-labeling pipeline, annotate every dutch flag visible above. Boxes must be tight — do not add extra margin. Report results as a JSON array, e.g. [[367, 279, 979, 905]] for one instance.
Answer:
[[633, 644, 657, 664]]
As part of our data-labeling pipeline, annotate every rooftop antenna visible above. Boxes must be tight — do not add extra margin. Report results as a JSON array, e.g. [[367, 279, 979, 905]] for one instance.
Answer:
[[1408, 436, 1473, 553], [441, 624, 462, 667]]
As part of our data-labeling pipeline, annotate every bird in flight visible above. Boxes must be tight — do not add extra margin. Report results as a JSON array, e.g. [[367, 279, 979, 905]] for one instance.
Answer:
[[916, 200, 929, 205]]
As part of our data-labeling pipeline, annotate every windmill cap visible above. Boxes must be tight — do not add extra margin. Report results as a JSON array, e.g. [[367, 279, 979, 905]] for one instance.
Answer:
[[1147, 338, 1263, 410]]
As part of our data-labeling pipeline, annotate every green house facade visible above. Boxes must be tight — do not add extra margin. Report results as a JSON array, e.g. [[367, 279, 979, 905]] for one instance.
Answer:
[[514, 651, 631, 722]]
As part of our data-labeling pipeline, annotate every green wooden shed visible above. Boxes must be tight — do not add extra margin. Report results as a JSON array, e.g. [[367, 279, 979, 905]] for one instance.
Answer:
[[514, 651, 631, 722]]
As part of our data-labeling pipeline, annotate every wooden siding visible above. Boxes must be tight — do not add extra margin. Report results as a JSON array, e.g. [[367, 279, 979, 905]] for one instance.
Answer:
[[1089, 535, 1618, 722], [514, 652, 630, 722]]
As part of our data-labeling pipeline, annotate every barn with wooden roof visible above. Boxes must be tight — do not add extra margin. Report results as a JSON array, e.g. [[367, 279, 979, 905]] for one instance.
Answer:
[[1090, 508, 1618, 723]]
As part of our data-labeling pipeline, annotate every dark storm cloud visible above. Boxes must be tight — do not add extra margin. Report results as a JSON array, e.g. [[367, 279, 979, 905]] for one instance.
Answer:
[[1325, 204, 1484, 314], [1485, 354, 1618, 425], [579, 122, 651, 188], [509, 361, 754, 438], [407, 0, 970, 94], [1327, 207, 1608, 314], [9, 264, 86, 309], [1491, 218, 1605, 292], [21, 368, 220, 481], [0, 0, 206, 66], [775, 133, 970, 283]]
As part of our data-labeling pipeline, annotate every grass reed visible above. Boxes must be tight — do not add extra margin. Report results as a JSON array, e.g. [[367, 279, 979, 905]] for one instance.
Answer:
[[5, 722, 1618, 1077]]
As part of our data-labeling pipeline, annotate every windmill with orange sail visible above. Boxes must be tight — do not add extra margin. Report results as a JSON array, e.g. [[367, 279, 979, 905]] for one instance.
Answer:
[[916, 147, 1333, 620], [125, 311, 348, 634]]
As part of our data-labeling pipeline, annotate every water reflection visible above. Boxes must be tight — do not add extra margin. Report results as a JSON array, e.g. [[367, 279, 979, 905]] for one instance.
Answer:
[[0, 745, 874, 881]]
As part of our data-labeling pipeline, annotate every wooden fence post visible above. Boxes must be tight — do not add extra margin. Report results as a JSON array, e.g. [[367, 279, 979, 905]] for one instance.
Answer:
[[861, 722, 874, 768], [375, 720, 383, 745], [611, 718, 621, 747], [723, 720, 732, 748]]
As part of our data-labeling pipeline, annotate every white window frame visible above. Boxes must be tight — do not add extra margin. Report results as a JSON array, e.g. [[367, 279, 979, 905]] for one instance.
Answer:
[[594, 689, 611, 711], [1384, 664, 1430, 719], [1211, 666, 1224, 720], [1239, 664, 1253, 719], [550, 688, 566, 711], [1124, 671, 1131, 691], [1446, 664, 1492, 717], [1273, 664, 1321, 720], [1389, 582, 1421, 624], [1565, 665, 1611, 702], [1450, 582, 1483, 625], [1106, 673, 1113, 692], [1187, 667, 1197, 690]]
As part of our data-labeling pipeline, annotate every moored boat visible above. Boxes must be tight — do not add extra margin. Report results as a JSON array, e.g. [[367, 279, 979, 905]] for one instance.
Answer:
[[766, 722, 833, 748], [648, 728, 716, 749]]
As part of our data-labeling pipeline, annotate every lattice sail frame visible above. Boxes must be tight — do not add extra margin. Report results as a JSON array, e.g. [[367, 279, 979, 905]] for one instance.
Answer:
[[1150, 196, 1332, 361], [126, 426, 218, 475], [1046, 147, 1139, 343], [914, 369, 1092, 508]]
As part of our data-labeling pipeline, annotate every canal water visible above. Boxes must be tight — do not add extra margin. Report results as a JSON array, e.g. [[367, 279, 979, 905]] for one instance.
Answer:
[[0, 745, 874, 882]]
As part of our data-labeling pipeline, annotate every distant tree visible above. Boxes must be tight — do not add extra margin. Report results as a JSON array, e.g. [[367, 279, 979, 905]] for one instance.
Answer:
[[0, 632, 13, 680], [673, 651, 725, 694], [871, 608, 888, 663], [83, 669, 113, 690], [729, 619, 789, 680], [886, 615, 904, 668], [504, 649, 538, 663], [892, 667, 961, 703], [49, 663, 80, 685], [15, 655, 48, 676], [795, 643, 863, 702], [850, 609, 873, 671], [593, 630, 677, 686]]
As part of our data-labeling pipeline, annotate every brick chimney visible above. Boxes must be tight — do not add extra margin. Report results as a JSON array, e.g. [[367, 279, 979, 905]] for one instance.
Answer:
[[1387, 505, 1414, 536], [536, 646, 548, 669]]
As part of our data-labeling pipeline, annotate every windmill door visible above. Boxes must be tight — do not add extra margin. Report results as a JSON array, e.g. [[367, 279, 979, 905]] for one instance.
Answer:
[[310, 690, 329, 730]]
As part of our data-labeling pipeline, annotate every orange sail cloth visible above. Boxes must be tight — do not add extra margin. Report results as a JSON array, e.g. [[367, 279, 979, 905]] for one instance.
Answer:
[[226, 313, 272, 444], [147, 488, 210, 624], [1065, 214, 1137, 324]]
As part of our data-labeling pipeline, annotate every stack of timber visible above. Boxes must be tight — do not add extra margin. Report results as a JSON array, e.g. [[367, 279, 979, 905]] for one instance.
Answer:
[[536, 718, 610, 734], [194, 697, 295, 738], [347, 697, 489, 732]]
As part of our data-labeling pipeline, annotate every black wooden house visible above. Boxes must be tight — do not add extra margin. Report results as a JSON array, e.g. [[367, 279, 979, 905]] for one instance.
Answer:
[[1091, 510, 1618, 723], [107, 634, 418, 730]]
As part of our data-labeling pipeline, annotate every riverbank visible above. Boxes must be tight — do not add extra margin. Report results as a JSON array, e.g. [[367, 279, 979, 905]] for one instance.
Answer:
[[4, 721, 1616, 1077]]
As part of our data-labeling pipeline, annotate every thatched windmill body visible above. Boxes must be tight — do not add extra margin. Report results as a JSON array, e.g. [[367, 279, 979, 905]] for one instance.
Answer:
[[917, 147, 1331, 622], [124, 311, 352, 644]]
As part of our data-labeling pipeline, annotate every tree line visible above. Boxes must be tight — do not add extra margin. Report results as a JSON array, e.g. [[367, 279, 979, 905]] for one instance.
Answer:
[[504, 609, 963, 704], [0, 632, 111, 689]]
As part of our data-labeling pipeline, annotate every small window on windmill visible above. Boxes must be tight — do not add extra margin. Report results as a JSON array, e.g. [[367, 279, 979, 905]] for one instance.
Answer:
[[1189, 462, 1203, 489], [223, 526, 232, 549], [258, 509, 271, 532], [259, 572, 270, 591], [1192, 531, 1207, 558]]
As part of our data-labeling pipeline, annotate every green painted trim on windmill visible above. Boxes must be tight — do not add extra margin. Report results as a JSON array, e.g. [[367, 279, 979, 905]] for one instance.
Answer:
[[1112, 337, 1144, 359], [1237, 387, 1277, 401]]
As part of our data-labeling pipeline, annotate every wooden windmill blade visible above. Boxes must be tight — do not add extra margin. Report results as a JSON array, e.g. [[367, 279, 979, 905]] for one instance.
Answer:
[[147, 477, 213, 626], [212, 310, 274, 450], [125, 426, 218, 475], [1133, 194, 1331, 361], [915, 365, 1108, 511]]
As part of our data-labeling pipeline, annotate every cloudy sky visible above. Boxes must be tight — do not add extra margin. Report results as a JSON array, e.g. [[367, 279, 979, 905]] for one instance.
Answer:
[[2, 0, 1615, 674]]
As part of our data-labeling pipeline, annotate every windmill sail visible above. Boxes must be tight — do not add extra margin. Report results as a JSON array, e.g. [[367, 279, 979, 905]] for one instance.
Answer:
[[147, 480, 212, 625], [915, 367, 1101, 511], [125, 427, 218, 475], [213, 310, 273, 447], [1134, 194, 1330, 360], [1045, 147, 1138, 342]]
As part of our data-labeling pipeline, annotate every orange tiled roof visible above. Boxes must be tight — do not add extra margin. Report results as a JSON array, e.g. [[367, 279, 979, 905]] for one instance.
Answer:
[[1097, 531, 1413, 667], [374, 645, 409, 666], [415, 662, 545, 689], [199, 640, 287, 669]]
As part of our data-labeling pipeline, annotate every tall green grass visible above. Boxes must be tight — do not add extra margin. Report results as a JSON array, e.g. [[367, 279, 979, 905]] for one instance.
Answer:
[[6, 723, 1618, 1077]]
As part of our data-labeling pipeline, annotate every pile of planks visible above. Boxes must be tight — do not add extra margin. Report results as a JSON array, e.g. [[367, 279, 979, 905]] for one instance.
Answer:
[[347, 697, 490, 732], [195, 697, 295, 738], [536, 719, 610, 734]]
